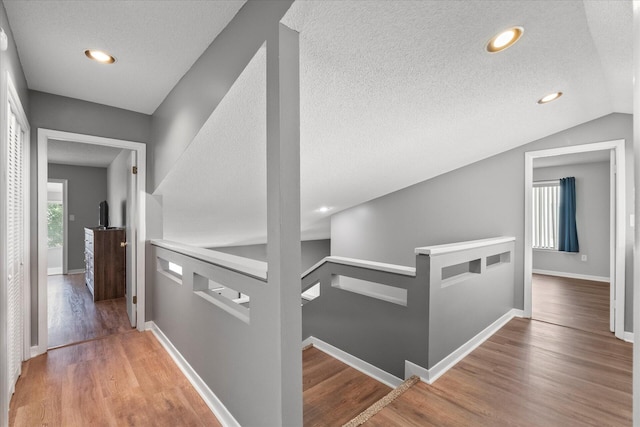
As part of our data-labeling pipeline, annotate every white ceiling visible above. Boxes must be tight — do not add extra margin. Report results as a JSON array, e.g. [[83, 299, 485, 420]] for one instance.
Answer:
[[48, 139, 123, 168], [3, 0, 246, 114], [4, 1, 633, 247]]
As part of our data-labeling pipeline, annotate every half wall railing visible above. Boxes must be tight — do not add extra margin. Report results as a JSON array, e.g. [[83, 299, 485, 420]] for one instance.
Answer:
[[150, 236, 515, 423]]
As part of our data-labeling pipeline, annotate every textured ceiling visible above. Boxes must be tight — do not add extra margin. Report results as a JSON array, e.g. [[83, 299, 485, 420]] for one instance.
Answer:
[[4, 1, 632, 247], [48, 140, 123, 168], [158, 0, 632, 247], [3, 0, 246, 114]]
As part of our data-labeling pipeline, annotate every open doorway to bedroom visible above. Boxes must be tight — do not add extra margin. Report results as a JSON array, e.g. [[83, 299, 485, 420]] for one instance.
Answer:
[[524, 139, 627, 341], [36, 129, 146, 354], [530, 155, 611, 336], [45, 144, 134, 349]]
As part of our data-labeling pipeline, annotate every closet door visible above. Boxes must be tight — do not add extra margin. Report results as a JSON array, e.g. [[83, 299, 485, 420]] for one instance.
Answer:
[[6, 104, 25, 398]]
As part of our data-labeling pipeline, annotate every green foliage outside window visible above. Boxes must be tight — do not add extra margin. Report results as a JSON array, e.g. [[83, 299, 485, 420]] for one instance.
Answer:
[[48, 202, 63, 248]]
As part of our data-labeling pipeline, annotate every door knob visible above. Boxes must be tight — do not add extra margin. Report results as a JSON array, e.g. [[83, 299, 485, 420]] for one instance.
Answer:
[[121, 242, 128, 247]]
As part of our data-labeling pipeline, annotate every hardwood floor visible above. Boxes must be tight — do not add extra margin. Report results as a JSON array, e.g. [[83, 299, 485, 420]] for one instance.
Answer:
[[12, 273, 630, 425], [9, 331, 221, 427], [365, 318, 632, 426], [48, 273, 132, 348], [304, 346, 392, 426], [532, 273, 610, 335]]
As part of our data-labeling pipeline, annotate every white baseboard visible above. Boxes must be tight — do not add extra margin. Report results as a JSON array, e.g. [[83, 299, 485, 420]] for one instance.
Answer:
[[146, 321, 240, 427], [67, 269, 86, 275], [405, 308, 519, 384], [624, 331, 634, 343], [512, 309, 525, 318], [30, 346, 40, 358], [303, 336, 403, 388], [532, 269, 609, 283]]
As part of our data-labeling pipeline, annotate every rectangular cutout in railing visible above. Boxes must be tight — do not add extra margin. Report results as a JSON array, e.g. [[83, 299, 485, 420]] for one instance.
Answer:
[[157, 257, 183, 285], [331, 275, 407, 306], [441, 259, 481, 287], [193, 273, 250, 324], [486, 251, 511, 268], [302, 282, 320, 304]]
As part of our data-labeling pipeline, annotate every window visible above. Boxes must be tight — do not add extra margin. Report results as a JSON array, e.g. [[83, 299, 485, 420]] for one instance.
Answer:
[[47, 202, 63, 248], [532, 180, 559, 249]]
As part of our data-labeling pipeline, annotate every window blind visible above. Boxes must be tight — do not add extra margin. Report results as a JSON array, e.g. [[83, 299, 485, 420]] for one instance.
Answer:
[[532, 181, 559, 250], [6, 104, 24, 397]]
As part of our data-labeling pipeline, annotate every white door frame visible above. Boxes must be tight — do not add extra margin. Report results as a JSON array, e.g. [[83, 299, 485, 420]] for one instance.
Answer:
[[524, 139, 626, 339], [36, 129, 146, 355], [47, 179, 68, 275]]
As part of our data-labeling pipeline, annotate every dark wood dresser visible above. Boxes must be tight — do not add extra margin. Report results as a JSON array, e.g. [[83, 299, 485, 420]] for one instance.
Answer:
[[84, 227, 126, 301]]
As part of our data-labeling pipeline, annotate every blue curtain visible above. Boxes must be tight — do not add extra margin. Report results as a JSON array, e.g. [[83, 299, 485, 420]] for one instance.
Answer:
[[558, 177, 579, 252]]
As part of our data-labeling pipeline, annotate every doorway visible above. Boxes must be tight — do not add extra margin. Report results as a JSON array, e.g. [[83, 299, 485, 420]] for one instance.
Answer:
[[524, 139, 626, 340], [530, 154, 612, 335], [36, 129, 147, 355]]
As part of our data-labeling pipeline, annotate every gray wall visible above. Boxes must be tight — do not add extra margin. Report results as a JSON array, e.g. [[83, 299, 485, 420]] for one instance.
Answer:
[[48, 164, 107, 271], [107, 149, 131, 228], [151, 0, 294, 191], [533, 162, 610, 279], [331, 113, 635, 331], [29, 91, 151, 345], [211, 239, 331, 272]]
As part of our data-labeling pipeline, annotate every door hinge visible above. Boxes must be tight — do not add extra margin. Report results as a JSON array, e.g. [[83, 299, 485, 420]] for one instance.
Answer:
[[132, 166, 138, 175], [133, 295, 137, 304]]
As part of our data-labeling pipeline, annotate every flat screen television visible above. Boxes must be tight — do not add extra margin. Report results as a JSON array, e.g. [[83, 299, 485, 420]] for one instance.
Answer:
[[99, 200, 109, 228]]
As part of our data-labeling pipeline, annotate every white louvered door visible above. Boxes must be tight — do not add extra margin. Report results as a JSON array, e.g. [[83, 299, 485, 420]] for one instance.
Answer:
[[6, 104, 25, 398]]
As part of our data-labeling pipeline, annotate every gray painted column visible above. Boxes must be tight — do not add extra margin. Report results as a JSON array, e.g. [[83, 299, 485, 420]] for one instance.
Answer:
[[265, 23, 302, 425]]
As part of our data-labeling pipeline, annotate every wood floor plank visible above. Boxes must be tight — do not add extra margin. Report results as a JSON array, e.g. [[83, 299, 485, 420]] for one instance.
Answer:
[[532, 273, 611, 335], [47, 273, 132, 348], [365, 275, 630, 426], [9, 331, 221, 427], [303, 347, 391, 427], [365, 318, 632, 426]]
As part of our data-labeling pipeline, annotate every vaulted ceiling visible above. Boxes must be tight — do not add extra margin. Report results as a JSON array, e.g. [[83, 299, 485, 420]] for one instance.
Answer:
[[4, 1, 633, 247]]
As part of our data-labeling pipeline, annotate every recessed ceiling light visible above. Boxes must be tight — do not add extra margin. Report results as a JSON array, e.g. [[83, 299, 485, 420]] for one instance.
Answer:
[[537, 92, 563, 104], [316, 206, 332, 213], [486, 26, 524, 53], [84, 49, 116, 64]]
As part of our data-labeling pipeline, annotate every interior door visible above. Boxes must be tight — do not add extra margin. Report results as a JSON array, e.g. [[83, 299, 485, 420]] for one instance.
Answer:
[[125, 150, 137, 327]]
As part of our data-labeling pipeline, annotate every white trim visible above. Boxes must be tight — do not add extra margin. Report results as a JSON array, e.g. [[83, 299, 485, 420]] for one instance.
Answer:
[[624, 331, 634, 343], [405, 309, 521, 384], [151, 239, 268, 280], [146, 321, 240, 427], [610, 150, 616, 332], [29, 346, 39, 358], [37, 129, 147, 354], [415, 236, 515, 256], [532, 269, 609, 283], [302, 256, 416, 279], [66, 269, 86, 275], [524, 140, 626, 341], [302, 336, 403, 388]]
